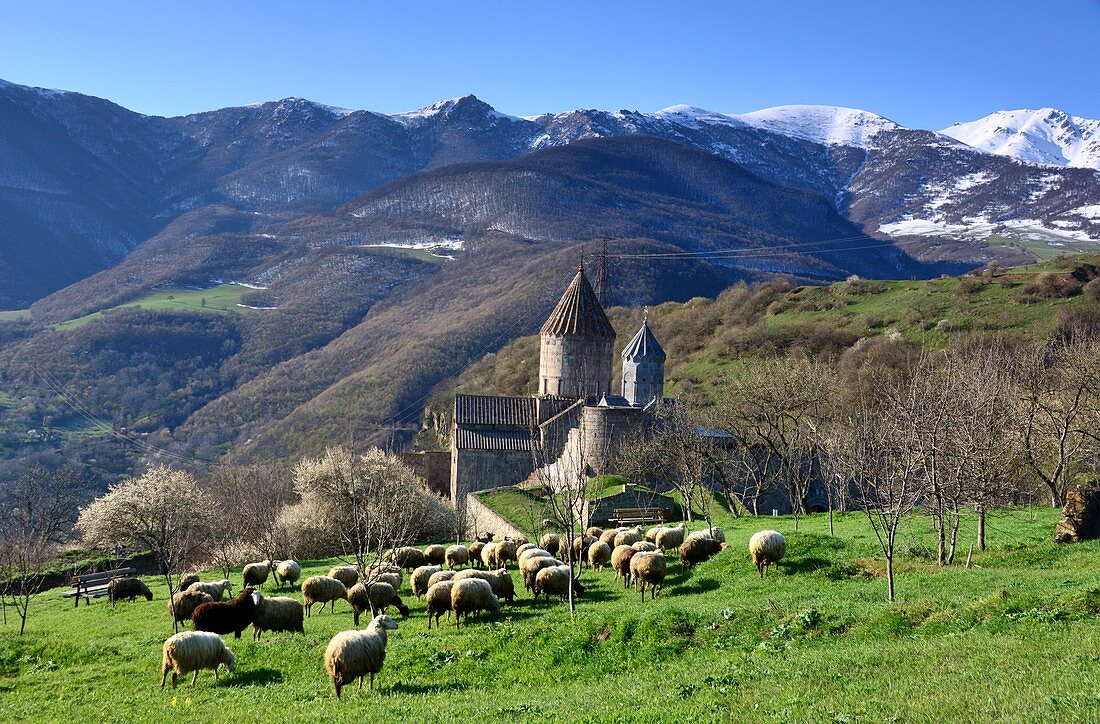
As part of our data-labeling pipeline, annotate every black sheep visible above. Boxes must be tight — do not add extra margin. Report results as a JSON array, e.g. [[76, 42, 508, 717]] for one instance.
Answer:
[[107, 577, 152, 606], [192, 587, 261, 639]]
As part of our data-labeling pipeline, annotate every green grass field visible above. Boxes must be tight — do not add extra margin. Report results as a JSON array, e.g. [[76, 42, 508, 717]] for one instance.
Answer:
[[2, 507, 1099, 722], [52, 284, 257, 331], [0, 310, 30, 322]]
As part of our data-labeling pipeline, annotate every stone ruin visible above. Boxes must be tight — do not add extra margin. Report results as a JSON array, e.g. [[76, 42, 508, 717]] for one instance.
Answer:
[[1054, 487, 1100, 543]]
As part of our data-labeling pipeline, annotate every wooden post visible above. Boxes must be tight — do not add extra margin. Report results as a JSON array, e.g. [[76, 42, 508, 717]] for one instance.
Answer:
[[965, 544, 974, 570]]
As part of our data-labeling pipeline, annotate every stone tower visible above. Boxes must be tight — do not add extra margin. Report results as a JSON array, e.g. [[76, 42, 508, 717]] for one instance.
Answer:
[[538, 266, 616, 400], [620, 315, 665, 406]]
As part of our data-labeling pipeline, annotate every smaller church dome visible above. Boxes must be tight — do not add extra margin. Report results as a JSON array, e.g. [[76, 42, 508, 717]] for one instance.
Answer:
[[620, 318, 665, 362]]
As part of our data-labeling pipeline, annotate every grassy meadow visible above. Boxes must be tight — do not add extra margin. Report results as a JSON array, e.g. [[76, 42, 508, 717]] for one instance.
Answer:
[[51, 284, 256, 331], [2, 507, 1099, 722]]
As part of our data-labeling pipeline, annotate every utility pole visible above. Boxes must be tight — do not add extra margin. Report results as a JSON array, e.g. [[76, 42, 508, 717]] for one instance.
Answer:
[[593, 237, 610, 308]]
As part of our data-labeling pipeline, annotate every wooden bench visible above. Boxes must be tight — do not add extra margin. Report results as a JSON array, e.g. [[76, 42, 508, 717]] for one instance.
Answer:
[[63, 567, 137, 607], [611, 507, 671, 526]]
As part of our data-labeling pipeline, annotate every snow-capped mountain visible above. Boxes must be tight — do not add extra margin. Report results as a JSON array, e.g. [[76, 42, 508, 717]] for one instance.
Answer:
[[941, 109, 1100, 170], [734, 105, 902, 149]]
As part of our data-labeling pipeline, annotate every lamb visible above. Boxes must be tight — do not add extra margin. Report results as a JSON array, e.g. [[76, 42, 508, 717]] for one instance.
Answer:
[[445, 544, 470, 569], [388, 546, 427, 571], [680, 531, 723, 569], [107, 577, 152, 606], [427, 569, 455, 587], [630, 551, 667, 600], [533, 565, 586, 604], [520, 555, 561, 592], [324, 615, 399, 697], [192, 587, 261, 639], [614, 529, 642, 547], [160, 630, 235, 688], [251, 594, 305, 640], [187, 579, 232, 602], [273, 559, 301, 588], [423, 544, 446, 566], [425, 580, 455, 630], [538, 533, 560, 555], [242, 560, 271, 589], [749, 530, 787, 578], [588, 541, 612, 570], [348, 582, 410, 625], [611, 545, 637, 589], [410, 565, 442, 599], [655, 524, 686, 552], [450, 578, 500, 628], [178, 573, 201, 591], [328, 566, 360, 589], [467, 542, 486, 569], [632, 541, 658, 553], [301, 575, 349, 616], [169, 590, 213, 625]]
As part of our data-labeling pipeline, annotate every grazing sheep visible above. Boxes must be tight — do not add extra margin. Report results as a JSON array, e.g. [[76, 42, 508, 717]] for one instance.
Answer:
[[450, 578, 500, 628], [388, 547, 427, 571], [632, 540, 658, 552], [680, 531, 723, 569], [474, 532, 494, 544], [494, 539, 518, 568], [538, 533, 560, 556], [192, 588, 261, 639], [480, 541, 499, 569], [630, 551, 667, 601], [365, 563, 402, 589], [600, 528, 622, 547], [108, 577, 152, 606], [348, 582, 410, 625], [251, 594, 305, 640], [425, 580, 455, 630], [243, 560, 271, 589], [423, 544, 446, 566], [410, 565, 441, 599], [452, 569, 491, 583], [445, 545, 469, 570], [468, 542, 485, 569], [655, 524, 686, 552], [427, 569, 455, 588], [585, 526, 604, 539], [611, 545, 638, 589], [513, 535, 529, 546], [169, 590, 213, 625], [749, 530, 787, 578], [614, 530, 642, 548], [518, 547, 552, 566], [301, 575, 349, 616], [274, 560, 301, 588], [160, 630, 235, 688], [325, 615, 399, 697], [520, 555, 562, 592], [645, 526, 662, 543], [533, 565, 586, 604], [328, 566, 360, 589], [516, 543, 536, 557], [179, 573, 201, 591], [483, 568, 515, 604], [187, 579, 232, 602], [570, 535, 598, 567], [588, 541, 612, 570]]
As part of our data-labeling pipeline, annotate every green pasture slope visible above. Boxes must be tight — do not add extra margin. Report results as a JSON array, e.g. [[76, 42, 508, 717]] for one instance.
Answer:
[[2, 508, 1099, 722], [52, 284, 256, 331]]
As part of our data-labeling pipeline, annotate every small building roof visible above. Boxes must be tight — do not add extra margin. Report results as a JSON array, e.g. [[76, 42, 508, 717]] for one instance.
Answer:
[[540, 266, 616, 338], [596, 393, 634, 409], [620, 318, 665, 362]]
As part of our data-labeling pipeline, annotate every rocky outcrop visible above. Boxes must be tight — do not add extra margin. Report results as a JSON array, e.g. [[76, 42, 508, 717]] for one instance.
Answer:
[[1054, 487, 1100, 543]]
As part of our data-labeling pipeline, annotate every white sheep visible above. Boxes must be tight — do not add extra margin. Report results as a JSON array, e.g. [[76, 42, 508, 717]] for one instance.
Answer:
[[630, 551, 667, 601], [588, 541, 612, 570], [324, 615, 399, 697], [187, 579, 233, 601], [274, 559, 301, 588], [631, 541, 658, 553], [655, 523, 685, 552], [242, 560, 271, 589], [410, 565, 441, 599], [533, 565, 585, 604], [450, 578, 500, 627], [445, 545, 469, 569], [517, 547, 552, 566], [425, 580, 455, 629], [160, 631, 235, 688], [301, 575, 349, 616], [427, 569, 456, 588], [347, 582, 409, 625], [520, 555, 562, 592], [749, 530, 786, 578], [328, 566, 360, 589], [251, 594, 305, 640]]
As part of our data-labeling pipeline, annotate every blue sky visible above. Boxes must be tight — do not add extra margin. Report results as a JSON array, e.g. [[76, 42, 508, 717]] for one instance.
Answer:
[[1, 0, 1097, 128]]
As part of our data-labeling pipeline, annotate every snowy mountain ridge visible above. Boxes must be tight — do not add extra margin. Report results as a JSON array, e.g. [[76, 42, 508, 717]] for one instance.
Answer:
[[940, 109, 1100, 170]]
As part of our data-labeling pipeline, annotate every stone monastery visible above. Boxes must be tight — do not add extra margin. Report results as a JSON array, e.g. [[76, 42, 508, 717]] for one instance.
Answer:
[[450, 266, 666, 504]]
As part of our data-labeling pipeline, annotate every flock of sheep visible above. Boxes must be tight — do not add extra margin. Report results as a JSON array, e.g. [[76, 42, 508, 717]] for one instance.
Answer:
[[110, 525, 787, 697]]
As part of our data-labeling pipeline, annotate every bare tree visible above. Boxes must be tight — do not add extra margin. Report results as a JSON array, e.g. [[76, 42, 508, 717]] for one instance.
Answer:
[[0, 465, 91, 635], [203, 463, 296, 575], [292, 447, 452, 578], [77, 466, 215, 632], [1015, 338, 1100, 506]]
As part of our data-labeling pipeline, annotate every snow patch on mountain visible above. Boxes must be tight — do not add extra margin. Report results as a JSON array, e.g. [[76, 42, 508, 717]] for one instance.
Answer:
[[940, 109, 1100, 170], [392, 95, 523, 126], [734, 105, 901, 148], [879, 216, 1100, 244]]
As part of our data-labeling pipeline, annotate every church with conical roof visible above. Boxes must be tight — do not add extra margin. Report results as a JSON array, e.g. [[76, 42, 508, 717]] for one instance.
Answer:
[[450, 267, 667, 506]]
